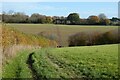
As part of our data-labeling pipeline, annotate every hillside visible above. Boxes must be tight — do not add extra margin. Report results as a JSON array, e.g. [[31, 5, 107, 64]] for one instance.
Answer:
[[2, 25, 57, 62], [3, 44, 119, 79], [6, 24, 118, 46], [2, 26, 57, 47]]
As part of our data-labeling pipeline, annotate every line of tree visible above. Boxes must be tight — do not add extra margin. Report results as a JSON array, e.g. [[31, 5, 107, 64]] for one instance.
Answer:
[[1, 11, 120, 25], [68, 29, 120, 46], [1, 12, 53, 23]]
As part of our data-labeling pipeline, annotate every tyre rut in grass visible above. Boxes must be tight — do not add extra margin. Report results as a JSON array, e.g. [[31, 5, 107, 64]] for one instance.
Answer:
[[46, 52, 78, 78], [26, 52, 41, 80]]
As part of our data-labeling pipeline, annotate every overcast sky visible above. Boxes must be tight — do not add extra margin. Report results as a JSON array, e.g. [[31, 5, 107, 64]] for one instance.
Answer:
[[2, 2, 118, 18]]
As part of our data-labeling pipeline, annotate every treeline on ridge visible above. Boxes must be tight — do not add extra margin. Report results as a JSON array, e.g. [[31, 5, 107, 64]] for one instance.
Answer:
[[1, 11, 120, 25]]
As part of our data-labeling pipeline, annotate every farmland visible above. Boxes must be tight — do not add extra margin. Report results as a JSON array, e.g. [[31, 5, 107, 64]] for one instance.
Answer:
[[2, 44, 119, 79], [2, 24, 119, 79], [2, 1, 119, 79], [6, 24, 118, 46]]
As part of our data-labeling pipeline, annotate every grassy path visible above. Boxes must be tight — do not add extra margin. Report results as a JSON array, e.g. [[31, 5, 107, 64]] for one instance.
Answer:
[[26, 52, 40, 80], [2, 44, 119, 79], [2, 50, 33, 78]]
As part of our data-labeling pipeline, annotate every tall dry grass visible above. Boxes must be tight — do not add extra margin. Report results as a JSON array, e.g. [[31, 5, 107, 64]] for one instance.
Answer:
[[0, 24, 2, 78], [3, 45, 41, 63]]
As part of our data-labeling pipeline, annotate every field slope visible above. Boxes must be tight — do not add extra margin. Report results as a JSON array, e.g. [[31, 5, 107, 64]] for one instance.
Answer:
[[6, 24, 118, 46], [1, 26, 57, 78], [2, 26, 57, 61], [3, 44, 119, 79]]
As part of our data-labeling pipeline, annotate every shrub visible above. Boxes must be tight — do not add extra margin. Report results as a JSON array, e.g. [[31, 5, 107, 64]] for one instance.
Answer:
[[68, 32, 89, 46], [68, 30, 119, 47], [38, 31, 58, 41]]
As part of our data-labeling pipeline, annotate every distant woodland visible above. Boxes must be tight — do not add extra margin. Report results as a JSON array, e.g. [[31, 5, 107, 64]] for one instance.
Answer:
[[1, 11, 120, 26]]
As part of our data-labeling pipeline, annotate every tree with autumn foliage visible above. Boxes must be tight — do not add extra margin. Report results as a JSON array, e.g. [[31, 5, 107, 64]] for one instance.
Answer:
[[87, 15, 100, 25]]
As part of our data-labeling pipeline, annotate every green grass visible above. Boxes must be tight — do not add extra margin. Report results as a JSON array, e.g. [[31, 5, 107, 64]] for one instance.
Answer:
[[2, 50, 33, 78], [5, 24, 118, 46], [3, 44, 118, 79], [32, 44, 118, 79]]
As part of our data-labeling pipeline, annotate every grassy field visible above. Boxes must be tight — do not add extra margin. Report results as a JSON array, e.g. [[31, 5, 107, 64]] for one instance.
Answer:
[[2, 50, 33, 78], [2, 24, 119, 79], [6, 24, 118, 46], [3, 44, 119, 79]]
